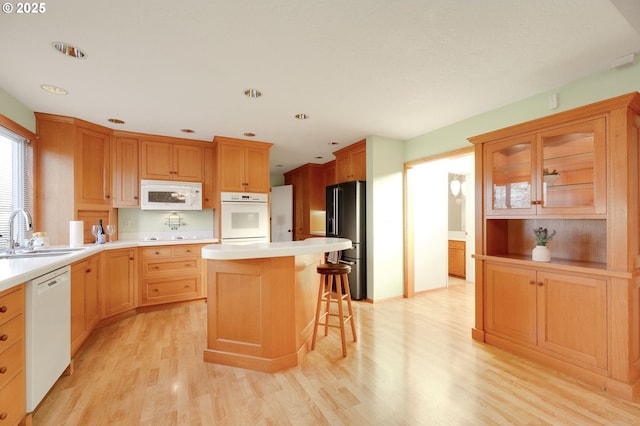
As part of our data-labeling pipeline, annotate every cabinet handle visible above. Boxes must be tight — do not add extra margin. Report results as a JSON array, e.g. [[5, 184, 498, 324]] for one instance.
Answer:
[[0, 334, 7, 341], [86, 268, 92, 273], [153, 289, 159, 292], [537, 281, 544, 286], [106, 195, 111, 199], [153, 266, 159, 270], [129, 257, 134, 261], [134, 196, 139, 200], [0, 367, 6, 374], [154, 251, 160, 255], [528, 280, 535, 285], [0, 306, 6, 313], [530, 200, 543, 205], [0, 412, 7, 420]]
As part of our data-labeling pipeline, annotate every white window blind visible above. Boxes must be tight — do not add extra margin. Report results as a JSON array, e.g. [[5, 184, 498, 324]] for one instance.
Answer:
[[0, 125, 33, 251]]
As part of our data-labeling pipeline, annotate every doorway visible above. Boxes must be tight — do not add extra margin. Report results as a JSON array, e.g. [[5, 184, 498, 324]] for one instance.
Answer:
[[404, 148, 474, 297]]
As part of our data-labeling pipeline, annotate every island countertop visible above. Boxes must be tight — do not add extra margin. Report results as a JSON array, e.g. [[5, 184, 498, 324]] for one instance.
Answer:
[[201, 237, 352, 260]]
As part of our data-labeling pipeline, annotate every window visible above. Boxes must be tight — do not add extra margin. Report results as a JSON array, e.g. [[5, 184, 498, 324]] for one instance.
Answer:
[[0, 124, 34, 251]]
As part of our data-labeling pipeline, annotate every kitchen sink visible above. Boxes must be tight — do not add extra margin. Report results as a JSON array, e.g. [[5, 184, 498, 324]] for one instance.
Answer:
[[0, 247, 85, 260]]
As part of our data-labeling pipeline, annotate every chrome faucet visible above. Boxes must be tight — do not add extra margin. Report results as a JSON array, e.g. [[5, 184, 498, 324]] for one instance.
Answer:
[[7, 209, 33, 254]]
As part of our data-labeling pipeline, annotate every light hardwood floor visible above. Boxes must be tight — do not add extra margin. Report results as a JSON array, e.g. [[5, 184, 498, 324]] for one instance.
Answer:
[[33, 281, 640, 425]]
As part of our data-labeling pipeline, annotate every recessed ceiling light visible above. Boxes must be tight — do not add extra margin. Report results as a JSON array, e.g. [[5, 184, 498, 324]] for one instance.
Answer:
[[180, 128, 195, 133], [40, 84, 68, 95], [108, 118, 125, 124], [329, 141, 339, 145], [295, 113, 310, 120], [52, 42, 86, 59], [276, 164, 284, 168], [244, 88, 262, 98], [314, 156, 323, 159], [243, 132, 256, 137]]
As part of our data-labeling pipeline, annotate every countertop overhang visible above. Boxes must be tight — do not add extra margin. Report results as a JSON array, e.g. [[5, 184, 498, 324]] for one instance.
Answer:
[[201, 237, 352, 260]]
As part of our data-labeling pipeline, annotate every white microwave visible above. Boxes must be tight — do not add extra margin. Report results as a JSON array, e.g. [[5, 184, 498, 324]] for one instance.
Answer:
[[140, 180, 203, 211]]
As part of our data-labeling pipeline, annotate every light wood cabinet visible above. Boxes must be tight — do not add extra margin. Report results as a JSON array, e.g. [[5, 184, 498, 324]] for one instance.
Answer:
[[139, 244, 205, 306], [323, 160, 336, 187], [202, 146, 215, 208], [71, 254, 99, 355], [36, 114, 117, 245], [76, 126, 112, 206], [212, 136, 272, 193], [333, 139, 366, 183], [140, 140, 203, 182], [0, 284, 26, 426], [471, 92, 640, 400], [100, 248, 137, 320], [484, 118, 606, 216], [112, 136, 139, 207], [284, 163, 326, 240], [448, 240, 465, 278], [485, 262, 607, 369]]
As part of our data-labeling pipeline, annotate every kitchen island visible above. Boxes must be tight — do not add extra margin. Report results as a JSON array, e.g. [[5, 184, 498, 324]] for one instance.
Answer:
[[201, 237, 352, 372]]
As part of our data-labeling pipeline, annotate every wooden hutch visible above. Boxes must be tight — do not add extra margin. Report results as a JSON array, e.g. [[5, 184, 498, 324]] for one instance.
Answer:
[[470, 92, 640, 400]]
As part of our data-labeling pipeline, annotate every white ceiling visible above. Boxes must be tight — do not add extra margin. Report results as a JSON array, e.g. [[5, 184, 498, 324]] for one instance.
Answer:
[[1, 0, 639, 174]]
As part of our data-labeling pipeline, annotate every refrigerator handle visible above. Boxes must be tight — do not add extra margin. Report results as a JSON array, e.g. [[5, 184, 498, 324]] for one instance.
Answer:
[[333, 187, 339, 235]]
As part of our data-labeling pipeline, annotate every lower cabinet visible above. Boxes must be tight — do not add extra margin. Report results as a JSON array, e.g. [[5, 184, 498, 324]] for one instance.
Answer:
[[71, 254, 100, 355], [485, 262, 607, 369], [448, 240, 465, 278], [139, 245, 205, 306], [0, 284, 26, 425], [100, 248, 137, 319]]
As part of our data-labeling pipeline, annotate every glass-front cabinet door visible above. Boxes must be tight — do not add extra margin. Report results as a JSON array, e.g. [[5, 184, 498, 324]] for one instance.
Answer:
[[485, 118, 606, 217], [485, 135, 536, 216], [537, 118, 606, 215]]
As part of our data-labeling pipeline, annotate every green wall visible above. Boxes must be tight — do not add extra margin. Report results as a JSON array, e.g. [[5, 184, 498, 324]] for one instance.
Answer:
[[404, 62, 640, 161], [0, 87, 35, 131]]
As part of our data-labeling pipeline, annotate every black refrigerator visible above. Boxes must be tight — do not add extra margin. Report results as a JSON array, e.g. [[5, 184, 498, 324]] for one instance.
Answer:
[[326, 180, 366, 300]]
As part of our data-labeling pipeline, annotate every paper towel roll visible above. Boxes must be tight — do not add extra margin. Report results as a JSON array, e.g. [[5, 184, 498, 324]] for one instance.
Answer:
[[70, 221, 84, 247]]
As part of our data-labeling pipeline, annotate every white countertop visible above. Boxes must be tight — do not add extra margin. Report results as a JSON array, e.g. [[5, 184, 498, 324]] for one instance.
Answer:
[[0, 238, 217, 293], [202, 237, 352, 260]]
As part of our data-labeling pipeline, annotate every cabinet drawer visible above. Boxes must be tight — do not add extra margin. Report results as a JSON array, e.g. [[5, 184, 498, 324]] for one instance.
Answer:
[[141, 247, 173, 258], [0, 335, 24, 390], [0, 315, 24, 357], [0, 369, 26, 426], [141, 258, 200, 277], [173, 246, 199, 257], [0, 286, 24, 326], [141, 276, 200, 304]]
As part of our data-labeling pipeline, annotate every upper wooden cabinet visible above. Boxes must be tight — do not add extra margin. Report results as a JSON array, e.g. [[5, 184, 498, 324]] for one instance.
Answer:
[[484, 118, 606, 217], [470, 92, 640, 401], [284, 163, 326, 240], [140, 140, 203, 182], [202, 145, 215, 208], [323, 160, 336, 187], [76, 126, 112, 206], [212, 136, 272, 193], [112, 136, 139, 207], [333, 139, 366, 183], [36, 113, 116, 245]]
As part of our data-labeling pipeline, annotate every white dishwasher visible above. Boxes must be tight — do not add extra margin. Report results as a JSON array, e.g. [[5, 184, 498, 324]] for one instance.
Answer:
[[25, 265, 71, 412]]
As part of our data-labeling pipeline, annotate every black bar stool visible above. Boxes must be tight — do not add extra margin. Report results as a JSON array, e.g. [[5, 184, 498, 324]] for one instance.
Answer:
[[311, 263, 357, 356]]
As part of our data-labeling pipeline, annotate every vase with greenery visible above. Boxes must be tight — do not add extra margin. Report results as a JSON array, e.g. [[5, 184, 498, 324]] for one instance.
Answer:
[[532, 227, 556, 262]]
